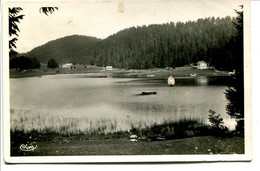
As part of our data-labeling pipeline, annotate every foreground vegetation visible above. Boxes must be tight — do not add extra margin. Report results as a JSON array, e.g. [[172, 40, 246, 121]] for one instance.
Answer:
[[10, 108, 232, 136], [11, 134, 244, 156], [10, 110, 244, 156], [11, 125, 243, 156]]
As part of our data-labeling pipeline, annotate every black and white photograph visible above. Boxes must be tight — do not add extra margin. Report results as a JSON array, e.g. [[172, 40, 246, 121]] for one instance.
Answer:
[[2, 0, 251, 163]]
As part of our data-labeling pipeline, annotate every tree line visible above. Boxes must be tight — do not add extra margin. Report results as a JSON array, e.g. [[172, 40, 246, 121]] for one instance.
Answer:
[[96, 16, 236, 70], [23, 16, 238, 71]]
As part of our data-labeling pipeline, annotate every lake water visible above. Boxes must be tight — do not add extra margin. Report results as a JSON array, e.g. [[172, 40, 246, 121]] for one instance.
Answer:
[[10, 74, 236, 133]]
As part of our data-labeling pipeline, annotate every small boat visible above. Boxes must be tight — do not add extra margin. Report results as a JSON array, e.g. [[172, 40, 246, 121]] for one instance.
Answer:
[[168, 75, 175, 86], [141, 91, 157, 95]]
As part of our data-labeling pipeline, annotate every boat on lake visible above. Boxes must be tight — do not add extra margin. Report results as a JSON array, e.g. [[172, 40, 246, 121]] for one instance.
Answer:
[[141, 91, 157, 95]]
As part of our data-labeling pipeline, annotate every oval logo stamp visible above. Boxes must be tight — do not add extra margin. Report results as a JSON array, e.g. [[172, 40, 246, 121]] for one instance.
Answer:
[[20, 142, 37, 152]]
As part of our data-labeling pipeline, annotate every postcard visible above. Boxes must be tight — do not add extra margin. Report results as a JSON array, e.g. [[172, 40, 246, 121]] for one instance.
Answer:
[[2, 0, 252, 163]]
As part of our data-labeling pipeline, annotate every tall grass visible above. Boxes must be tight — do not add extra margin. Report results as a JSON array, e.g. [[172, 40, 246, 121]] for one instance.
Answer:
[[10, 109, 230, 139], [11, 112, 122, 135], [10, 109, 177, 135]]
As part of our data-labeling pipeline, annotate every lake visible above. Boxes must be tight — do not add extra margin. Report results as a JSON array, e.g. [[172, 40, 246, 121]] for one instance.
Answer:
[[10, 73, 236, 134]]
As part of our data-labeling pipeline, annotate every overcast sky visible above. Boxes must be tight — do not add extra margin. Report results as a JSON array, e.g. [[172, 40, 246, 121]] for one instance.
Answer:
[[6, 0, 245, 53]]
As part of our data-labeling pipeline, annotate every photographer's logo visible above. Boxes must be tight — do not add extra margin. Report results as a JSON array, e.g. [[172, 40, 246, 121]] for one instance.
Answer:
[[20, 142, 37, 152]]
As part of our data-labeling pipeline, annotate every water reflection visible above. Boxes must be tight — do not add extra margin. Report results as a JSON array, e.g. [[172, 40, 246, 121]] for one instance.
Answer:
[[196, 76, 208, 86], [126, 76, 230, 86]]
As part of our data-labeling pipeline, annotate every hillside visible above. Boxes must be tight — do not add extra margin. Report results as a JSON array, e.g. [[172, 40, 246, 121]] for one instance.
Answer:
[[27, 35, 101, 64], [26, 16, 237, 70]]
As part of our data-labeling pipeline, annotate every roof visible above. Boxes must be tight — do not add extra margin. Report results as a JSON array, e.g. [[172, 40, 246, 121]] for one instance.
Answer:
[[197, 61, 207, 64]]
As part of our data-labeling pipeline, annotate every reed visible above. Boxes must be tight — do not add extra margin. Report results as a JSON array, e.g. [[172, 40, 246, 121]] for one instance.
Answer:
[[10, 109, 229, 138], [10, 109, 165, 135]]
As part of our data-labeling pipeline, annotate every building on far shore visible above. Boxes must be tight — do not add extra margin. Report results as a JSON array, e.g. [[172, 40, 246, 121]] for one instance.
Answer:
[[197, 61, 208, 70], [62, 63, 73, 69], [106, 66, 113, 70]]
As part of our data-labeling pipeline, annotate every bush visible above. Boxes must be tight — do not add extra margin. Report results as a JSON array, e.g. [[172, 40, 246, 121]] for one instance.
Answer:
[[208, 110, 224, 129], [208, 110, 230, 137], [130, 115, 232, 141], [235, 120, 244, 136], [10, 56, 41, 70], [47, 58, 59, 69], [130, 118, 209, 140]]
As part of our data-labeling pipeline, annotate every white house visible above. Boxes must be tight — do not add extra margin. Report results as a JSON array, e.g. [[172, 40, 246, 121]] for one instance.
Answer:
[[62, 63, 73, 69], [197, 61, 208, 70], [106, 66, 113, 70]]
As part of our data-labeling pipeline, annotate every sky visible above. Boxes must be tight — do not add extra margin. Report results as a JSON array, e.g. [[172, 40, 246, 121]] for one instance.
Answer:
[[5, 0, 246, 53]]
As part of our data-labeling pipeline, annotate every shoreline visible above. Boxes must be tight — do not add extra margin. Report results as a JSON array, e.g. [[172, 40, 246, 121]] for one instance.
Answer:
[[9, 66, 231, 79]]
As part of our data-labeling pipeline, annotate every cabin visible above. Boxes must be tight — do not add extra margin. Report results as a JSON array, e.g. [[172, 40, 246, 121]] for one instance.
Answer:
[[106, 66, 113, 70], [197, 61, 208, 70], [62, 63, 73, 69]]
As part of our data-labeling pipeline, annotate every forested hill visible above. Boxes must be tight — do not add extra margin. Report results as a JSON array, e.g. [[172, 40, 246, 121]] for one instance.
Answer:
[[27, 16, 237, 70], [27, 35, 102, 64]]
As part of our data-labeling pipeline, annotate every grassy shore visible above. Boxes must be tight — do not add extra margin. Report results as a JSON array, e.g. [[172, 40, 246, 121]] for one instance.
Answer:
[[10, 64, 230, 79], [9, 64, 104, 78]]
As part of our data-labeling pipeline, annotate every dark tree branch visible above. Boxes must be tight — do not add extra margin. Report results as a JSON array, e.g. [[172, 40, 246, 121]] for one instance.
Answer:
[[9, 7, 58, 57], [39, 7, 59, 16]]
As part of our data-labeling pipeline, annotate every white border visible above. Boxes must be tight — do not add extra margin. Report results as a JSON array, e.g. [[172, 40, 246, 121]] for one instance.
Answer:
[[2, 0, 252, 164]]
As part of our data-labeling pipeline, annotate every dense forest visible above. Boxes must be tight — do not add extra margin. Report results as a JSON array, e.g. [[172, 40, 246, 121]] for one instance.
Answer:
[[26, 16, 238, 71], [26, 36, 101, 64]]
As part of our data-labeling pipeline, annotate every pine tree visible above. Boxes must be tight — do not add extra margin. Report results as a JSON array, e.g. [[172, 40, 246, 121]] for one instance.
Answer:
[[225, 6, 244, 135], [8, 7, 58, 58], [9, 7, 24, 58]]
